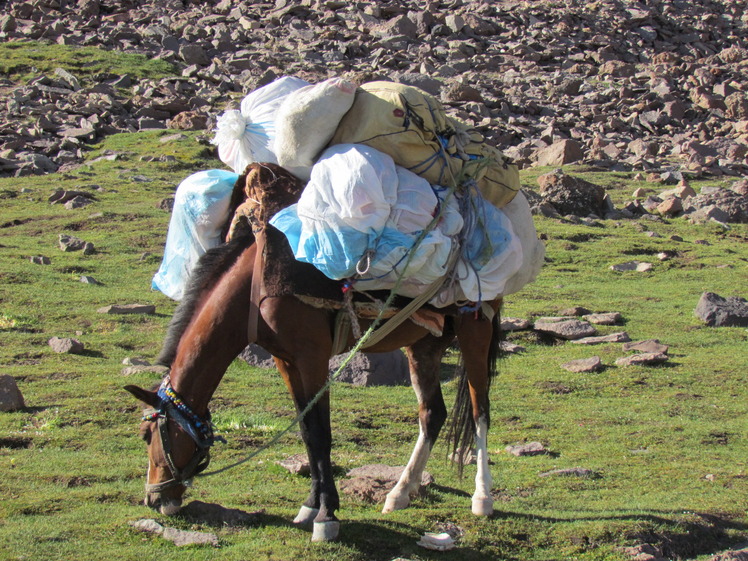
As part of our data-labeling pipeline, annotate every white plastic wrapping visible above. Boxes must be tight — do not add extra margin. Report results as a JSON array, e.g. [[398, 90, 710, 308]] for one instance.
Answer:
[[211, 76, 309, 173], [274, 77, 357, 181], [270, 144, 529, 306]]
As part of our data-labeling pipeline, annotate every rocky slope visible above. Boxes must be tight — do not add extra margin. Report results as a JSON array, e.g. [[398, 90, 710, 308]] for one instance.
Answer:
[[1, 0, 747, 181]]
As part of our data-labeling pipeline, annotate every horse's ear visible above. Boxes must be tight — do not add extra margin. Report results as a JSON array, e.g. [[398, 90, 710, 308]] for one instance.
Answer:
[[124, 385, 160, 408]]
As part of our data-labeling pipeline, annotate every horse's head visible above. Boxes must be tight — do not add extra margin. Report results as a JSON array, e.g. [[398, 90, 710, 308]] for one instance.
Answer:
[[125, 381, 215, 515]]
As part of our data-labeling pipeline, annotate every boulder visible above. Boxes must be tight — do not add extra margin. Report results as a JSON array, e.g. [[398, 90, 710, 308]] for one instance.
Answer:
[[694, 292, 748, 327], [561, 356, 603, 373], [48, 337, 84, 354], [535, 140, 585, 167], [0, 375, 25, 412], [537, 170, 607, 217], [330, 351, 410, 387]]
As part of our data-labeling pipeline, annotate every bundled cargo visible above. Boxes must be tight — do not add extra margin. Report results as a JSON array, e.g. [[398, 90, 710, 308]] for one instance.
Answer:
[[154, 76, 543, 306], [211, 76, 309, 173], [152, 169, 239, 300], [330, 81, 521, 208], [270, 144, 526, 306]]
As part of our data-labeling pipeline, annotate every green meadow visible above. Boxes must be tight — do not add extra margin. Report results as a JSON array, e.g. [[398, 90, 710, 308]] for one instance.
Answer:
[[0, 39, 746, 561]]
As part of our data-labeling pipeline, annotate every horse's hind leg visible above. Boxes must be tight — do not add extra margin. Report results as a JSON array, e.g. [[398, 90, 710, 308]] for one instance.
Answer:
[[455, 309, 499, 516], [383, 333, 452, 513]]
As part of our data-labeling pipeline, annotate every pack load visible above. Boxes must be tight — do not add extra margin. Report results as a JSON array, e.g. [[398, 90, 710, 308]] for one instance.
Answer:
[[270, 144, 526, 306], [211, 76, 309, 173], [154, 76, 543, 307], [152, 169, 238, 300], [273, 77, 357, 181], [329, 81, 521, 208]]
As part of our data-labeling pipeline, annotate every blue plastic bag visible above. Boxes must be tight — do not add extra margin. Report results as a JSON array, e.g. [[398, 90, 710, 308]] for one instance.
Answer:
[[152, 169, 239, 300]]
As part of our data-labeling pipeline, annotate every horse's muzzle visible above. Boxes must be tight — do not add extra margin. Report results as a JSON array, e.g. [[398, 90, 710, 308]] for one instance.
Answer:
[[145, 492, 183, 515]]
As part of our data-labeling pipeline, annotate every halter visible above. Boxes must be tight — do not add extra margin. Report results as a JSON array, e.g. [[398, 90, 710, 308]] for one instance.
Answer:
[[142, 376, 223, 494]]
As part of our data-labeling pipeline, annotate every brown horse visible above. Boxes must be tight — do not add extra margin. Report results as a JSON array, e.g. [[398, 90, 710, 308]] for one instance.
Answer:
[[125, 164, 503, 542]]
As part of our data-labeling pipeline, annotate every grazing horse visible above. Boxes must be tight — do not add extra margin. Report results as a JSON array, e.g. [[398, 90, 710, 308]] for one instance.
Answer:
[[125, 164, 509, 542]]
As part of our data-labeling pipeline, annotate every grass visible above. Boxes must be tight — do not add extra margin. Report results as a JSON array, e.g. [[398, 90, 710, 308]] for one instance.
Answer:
[[0, 41, 177, 84], [0, 132, 747, 560]]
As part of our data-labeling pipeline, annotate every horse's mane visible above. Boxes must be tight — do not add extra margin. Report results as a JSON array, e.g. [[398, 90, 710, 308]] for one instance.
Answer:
[[156, 229, 254, 367]]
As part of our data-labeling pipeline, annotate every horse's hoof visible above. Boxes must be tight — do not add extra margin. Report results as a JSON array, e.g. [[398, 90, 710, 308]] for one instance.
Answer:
[[311, 521, 340, 542], [293, 505, 319, 529], [382, 492, 409, 513], [471, 496, 494, 516]]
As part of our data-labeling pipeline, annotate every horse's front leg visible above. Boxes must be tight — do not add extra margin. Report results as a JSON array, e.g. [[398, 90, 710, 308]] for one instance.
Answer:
[[274, 356, 339, 541], [383, 332, 452, 513]]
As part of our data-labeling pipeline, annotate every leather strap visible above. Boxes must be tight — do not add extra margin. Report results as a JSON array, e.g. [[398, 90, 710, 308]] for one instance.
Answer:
[[247, 231, 266, 344]]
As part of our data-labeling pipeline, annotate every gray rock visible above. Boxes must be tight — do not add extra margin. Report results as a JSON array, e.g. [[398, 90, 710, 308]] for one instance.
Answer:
[[330, 351, 409, 387], [537, 170, 607, 217], [58, 234, 87, 252], [505, 442, 547, 456], [615, 353, 669, 367], [561, 356, 603, 373], [30, 256, 51, 265], [686, 190, 748, 224], [623, 340, 669, 354], [582, 312, 623, 325], [694, 292, 748, 327], [610, 261, 653, 272], [499, 341, 526, 354], [500, 317, 532, 331], [48, 337, 85, 354], [121, 365, 169, 376], [572, 332, 631, 345], [162, 526, 219, 547], [240, 344, 276, 369], [64, 195, 93, 209], [0, 375, 25, 412], [97, 304, 156, 315], [277, 453, 310, 475], [558, 306, 593, 317], [535, 140, 585, 167], [534, 319, 597, 340], [179, 44, 210, 66]]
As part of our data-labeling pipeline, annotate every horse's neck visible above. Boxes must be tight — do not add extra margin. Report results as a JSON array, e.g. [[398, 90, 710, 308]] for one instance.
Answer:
[[168, 370, 224, 417]]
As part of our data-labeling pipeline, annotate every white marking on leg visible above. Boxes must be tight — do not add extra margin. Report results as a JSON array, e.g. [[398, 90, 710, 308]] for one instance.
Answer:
[[311, 520, 340, 542], [472, 416, 494, 516], [383, 427, 431, 513], [293, 505, 319, 528]]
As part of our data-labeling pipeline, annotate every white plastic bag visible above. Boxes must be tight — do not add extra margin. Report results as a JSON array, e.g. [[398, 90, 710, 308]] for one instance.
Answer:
[[152, 169, 239, 300], [271, 144, 398, 279], [274, 77, 357, 181], [495, 191, 545, 296], [211, 76, 309, 173]]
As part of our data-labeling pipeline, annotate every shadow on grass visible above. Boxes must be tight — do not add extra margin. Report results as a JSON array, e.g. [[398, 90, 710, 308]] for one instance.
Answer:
[[175, 500, 508, 559], [338, 519, 513, 561], [492, 508, 748, 559]]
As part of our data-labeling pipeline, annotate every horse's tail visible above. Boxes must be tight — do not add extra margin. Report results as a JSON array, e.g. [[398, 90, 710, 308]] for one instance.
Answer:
[[446, 313, 502, 476]]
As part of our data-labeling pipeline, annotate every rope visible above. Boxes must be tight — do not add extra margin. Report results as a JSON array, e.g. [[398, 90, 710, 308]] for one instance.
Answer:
[[201, 123, 472, 478], [201, 179, 462, 478]]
